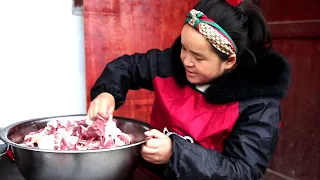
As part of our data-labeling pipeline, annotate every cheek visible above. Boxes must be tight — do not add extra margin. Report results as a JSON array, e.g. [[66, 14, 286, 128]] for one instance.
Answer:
[[180, 51, 186, 61], [196, 62, 219, 78]]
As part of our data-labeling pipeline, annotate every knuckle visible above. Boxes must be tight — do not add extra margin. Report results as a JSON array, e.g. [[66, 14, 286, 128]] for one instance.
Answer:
[[155, 156, 160, 162], [89, 101, 95, 107]]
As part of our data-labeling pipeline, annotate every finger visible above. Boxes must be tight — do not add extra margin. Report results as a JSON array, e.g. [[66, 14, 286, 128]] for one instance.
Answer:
[[87, 102, 93, 119], [145, 138, 160, 148], [106, 109, 113, 121], [98, 100, 109, 120], [141, 154, 154, 163], [144, 130, 154, 137], [87, 104, 92, 120], [108, 103, 115, 114], [141, 151, 157, 161], [101, 92, 115, 114], [141, 153, 160, 164], [92, 101, 100, 120], [141, 145, 158, 155], [88, 101, 97, 120], [145, 129, 166, 139]]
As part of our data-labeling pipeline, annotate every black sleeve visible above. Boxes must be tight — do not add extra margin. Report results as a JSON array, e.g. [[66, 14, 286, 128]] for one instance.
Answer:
[[164, 99, 281, 180], [90, 48, 172, 109]]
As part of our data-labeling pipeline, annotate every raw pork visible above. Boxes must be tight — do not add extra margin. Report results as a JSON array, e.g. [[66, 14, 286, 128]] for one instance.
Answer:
[[21, 117, 132, 150]]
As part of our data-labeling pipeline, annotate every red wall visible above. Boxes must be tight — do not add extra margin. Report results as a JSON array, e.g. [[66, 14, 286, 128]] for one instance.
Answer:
[[84, 0, 198, 122], [261, 0, 320, 179]]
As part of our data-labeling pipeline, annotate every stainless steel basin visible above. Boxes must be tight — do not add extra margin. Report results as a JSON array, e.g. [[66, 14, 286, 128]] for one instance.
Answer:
[[0, 114, 150, 180]]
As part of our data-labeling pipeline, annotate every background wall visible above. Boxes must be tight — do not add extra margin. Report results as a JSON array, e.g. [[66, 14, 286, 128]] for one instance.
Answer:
[[260, 0, 320, 179], [84, 0, 198, 122], [0, 0, 86, 128]]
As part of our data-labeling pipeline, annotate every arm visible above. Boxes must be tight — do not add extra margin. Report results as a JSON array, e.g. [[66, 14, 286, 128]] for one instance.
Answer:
[[164, 99, 281, 180], [90, 48, 172, 109]]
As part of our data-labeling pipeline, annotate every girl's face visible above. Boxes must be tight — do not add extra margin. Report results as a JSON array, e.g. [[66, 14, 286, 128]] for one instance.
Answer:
[[180, 24, 236, 85]]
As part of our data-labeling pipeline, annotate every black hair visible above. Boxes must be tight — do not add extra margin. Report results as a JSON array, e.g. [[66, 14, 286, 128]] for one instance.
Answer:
[[171, 0, 272, 85]]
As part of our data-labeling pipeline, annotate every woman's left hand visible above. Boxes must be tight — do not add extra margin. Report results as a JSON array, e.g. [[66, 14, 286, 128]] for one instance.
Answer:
[[141, 129, 173, 164]]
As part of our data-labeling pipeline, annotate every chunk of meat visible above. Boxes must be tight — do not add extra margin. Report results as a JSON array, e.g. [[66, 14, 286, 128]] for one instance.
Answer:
[[21, 117, 132, 150]]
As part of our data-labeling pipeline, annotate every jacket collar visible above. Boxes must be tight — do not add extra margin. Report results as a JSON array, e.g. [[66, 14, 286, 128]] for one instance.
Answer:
[[203, 50, 291, 104]]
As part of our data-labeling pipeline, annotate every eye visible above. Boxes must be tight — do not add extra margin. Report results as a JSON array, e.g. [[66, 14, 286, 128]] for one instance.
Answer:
[[195, 57, 204, 61], [181, 45, 186, 51]]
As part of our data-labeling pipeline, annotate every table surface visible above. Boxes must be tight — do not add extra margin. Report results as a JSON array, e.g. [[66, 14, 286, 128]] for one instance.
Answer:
[[0, 155, 157, 180]]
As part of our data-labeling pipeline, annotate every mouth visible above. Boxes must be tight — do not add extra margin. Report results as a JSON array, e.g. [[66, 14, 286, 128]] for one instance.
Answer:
[[186, 70, 195, 76], [186, 69, 194, 73]]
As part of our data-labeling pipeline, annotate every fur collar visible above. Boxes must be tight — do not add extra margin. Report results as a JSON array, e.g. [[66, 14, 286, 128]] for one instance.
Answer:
[[171, 37, 291, 104]]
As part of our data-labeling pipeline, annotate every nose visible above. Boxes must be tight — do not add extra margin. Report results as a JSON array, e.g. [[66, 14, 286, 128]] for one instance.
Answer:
[[182, 54, 194, 67]]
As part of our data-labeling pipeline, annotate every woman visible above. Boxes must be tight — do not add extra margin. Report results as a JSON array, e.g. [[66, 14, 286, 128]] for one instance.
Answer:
[[88, 0, 291, 179]]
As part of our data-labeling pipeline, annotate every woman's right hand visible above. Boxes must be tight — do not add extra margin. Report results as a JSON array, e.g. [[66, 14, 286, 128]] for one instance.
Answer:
[[87, 92, 115, 120]]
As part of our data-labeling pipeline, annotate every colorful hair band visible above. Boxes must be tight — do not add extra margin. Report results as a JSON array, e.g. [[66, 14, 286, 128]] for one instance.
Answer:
[[185, 9, 238, 55]]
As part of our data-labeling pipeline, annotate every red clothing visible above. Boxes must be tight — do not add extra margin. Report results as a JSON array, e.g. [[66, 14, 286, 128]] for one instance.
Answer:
[[151, 76, 239, 152]]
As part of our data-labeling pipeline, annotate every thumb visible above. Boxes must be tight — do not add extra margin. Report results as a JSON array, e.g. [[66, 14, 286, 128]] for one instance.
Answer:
[[145, 129, 166, 139]]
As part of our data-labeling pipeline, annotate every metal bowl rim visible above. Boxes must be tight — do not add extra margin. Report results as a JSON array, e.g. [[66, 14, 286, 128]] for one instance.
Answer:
[[0, 114, 150, 153]]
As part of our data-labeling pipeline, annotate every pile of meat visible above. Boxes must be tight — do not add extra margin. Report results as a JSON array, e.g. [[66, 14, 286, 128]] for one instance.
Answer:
[[21, 116, 132, 150]]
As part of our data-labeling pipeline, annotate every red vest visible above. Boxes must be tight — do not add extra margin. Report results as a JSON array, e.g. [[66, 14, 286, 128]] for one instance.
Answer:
[[150, 77, 239, 152]]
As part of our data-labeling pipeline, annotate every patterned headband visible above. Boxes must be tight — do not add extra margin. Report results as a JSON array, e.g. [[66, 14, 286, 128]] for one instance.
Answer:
[[185, 9, 238, 55]]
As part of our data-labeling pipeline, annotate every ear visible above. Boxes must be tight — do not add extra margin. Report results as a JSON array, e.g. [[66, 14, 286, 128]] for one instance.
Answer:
[[223, 54, 237, 70]]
